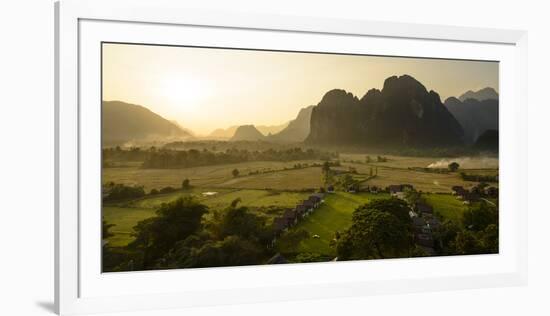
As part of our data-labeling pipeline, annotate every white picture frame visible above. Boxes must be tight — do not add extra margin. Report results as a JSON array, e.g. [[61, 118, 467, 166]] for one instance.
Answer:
[[55, 0, 528, 314]]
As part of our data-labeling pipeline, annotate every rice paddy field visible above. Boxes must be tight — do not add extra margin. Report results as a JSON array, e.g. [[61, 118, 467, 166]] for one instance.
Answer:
[[359, 166, 476, 193], [102, 153, 496, 250], [102, 160, 322, 192]]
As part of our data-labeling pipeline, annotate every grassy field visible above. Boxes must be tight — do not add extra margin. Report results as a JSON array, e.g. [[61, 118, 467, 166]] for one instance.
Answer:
[[360, 166, 478, 193], [423, 193, 468, 225], [127, 188, 310, 211], [214, 167, 323, 190], [340, 153, 499, 170], [102, 206, 156, 247], [104, 188, 313, 247], [103, 160, 322, 191], [278, 192, 390, 256], [103, 153, 496, 250]]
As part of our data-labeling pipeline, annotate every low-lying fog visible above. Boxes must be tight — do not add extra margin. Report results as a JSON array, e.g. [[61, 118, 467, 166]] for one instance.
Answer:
[[428, 156, 499, 169]]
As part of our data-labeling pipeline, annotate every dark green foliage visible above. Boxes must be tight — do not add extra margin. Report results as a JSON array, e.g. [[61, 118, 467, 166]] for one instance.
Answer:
[[103, 183, 145, 201], [432, 202, 498, 256], [129, 197, 208, 268], [161, 200, 271, 269], [232, 168, 239, 178], [453, 230, 483, 254], [277, 229, 310, 250], [159, 186, 177, 194], [102, 217, 115, 240], [177, 236, 264, 268], [359, 198, 412, 225], [336, 198, 412, 260], [463, 201, 498, 231], [293, 252, 326, 263], [432, 220, 461, 255], [181, 178, 191, 190], [218, 206, 268, 241], [460, 172, 498, 182], [141, 147, 333, 169], [448, 161, 460, 172]]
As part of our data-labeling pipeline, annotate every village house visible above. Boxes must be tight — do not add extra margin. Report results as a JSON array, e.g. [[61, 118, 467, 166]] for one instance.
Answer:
[[273, 217, 287, 233], [369, 186, 380, 194], [302, 199, 315, 213], [307, 195, 322, 208], [282, 209, 298, 227], [388, 184, 402, 195], [412, 217, 426, 232], [283, 193, 326, 229], [312, 192, 325, 201], [452, 185, 468, 199], [426, 217, 441, 230], [270, 192, 327, 247], [295, 204, 308, 218], [415, 201, 433, 215], [388, 184, 414, 197], [485, 186, 499, 198], [416, 233, 434, 248], [462, 192, 481, 205]]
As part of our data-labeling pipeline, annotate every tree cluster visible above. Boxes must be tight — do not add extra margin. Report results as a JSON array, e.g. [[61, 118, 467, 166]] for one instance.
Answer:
[[104, 197, 274, 271], [103, 182, 146, 202], [432, 201, 499, 255], [142, 147, 334, 169], [335, 199, 413, 260]]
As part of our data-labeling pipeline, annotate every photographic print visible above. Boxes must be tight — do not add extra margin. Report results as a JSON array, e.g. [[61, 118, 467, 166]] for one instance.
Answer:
[[101, 43, 499, 272]]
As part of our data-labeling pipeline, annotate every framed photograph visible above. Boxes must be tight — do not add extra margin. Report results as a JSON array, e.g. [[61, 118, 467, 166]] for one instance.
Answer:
[[55, 0, 527, 314]]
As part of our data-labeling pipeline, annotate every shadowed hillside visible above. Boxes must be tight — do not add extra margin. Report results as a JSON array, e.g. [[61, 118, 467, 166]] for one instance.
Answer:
[[230, 125, 266, 141], [306, 75, 464, 147], [444, 96, 498, 144], [102, 101, 192, 146], [268, 105, 314, 143]]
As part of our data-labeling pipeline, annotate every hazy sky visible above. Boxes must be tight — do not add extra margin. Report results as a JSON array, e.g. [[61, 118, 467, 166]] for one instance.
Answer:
[[102, 43, 498, 135]]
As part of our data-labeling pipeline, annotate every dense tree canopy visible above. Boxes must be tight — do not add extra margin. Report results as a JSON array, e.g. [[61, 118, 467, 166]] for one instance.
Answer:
[[129, 197, 208, 268], [103, 183, 145, 201], [141, 147, 333, 169], [336, 198, 412, 260], [462, 201, 498, 231]]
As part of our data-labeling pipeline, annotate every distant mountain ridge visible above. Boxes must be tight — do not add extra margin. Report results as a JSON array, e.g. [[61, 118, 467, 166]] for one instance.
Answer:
[[306, 75, 464, 147], [208, 126, 239, 139], [102, 100, 192, 146], [209, 122, 288, 139], [230, 125, 266, 141], [257, 122, 289, 136], [444, 93, 498, 144], [458, 87, 499, 102], [268, 105, 314, 143]]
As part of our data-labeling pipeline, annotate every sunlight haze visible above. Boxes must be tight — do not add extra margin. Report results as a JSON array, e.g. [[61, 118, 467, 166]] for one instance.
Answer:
[[102, 43, 498, 135]]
